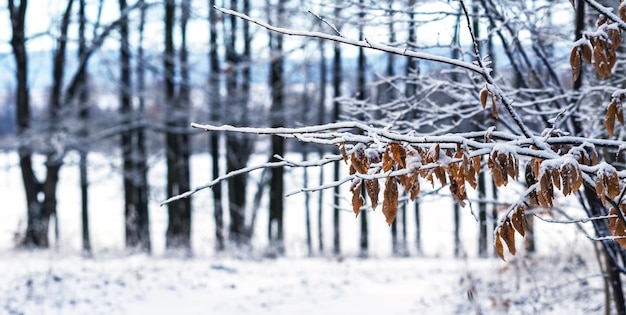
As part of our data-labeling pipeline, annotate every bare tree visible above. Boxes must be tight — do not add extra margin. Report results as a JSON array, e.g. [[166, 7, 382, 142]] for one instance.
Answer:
[[78, 0, 92, 254], [119, 0, 150, 253], [225, 0, 252, 247], [164, 0, 192, 252], [331, 1, 343, 257], [268, 0, 287, 255], [208, 0, 225, 252]]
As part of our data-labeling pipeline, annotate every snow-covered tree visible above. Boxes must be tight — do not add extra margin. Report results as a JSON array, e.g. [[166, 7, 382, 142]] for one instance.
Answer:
[[164, 1, 626, 311]]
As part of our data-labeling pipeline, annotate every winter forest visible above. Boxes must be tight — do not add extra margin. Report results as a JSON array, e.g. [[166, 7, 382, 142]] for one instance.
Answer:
[[3, 0, 626, 313]]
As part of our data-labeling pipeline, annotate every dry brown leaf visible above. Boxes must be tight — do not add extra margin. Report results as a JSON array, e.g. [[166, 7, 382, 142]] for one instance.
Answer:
[[609, 206, 626, 248], [511, 206, 526, 237], [339, 142, 348, 164], [581, 43, 592, 64], [607, 171, 621, 199], [538, 173, 554, 208], [350, 151, 368, 174], [607, 101, 617, 137], [408, 178, 420, 201], [495, 231, 505, 261], [596, 177, 607, 205], [382, 146, 394, 172], [382, 177, 399, 226], [365, 179, 380, 210], [621, 5, 626, 23], [449, 177, 466, 207], [501, 220, 516, 256], [610, 29, 622, 52], [480, 87, 488, 109], [550, 168, 561, 191], [351, 180, 364, 218], [434, 167, 447, 187], [473, 156, 481, 175], [390, 144, 406, 169], [526, 163, 539, 206], [506, 153, 519, 180], [591, 149, 599, 165], [593, 44, 608, 79], [570, 47, 582, 82], [491, 93, 499, 119]]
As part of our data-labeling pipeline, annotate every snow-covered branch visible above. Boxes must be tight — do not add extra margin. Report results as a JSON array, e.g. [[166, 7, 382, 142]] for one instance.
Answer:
[[212, 6, 484, 74]]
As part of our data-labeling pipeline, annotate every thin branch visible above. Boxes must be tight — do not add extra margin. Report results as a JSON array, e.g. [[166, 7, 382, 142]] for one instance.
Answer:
[[213, 6, 484, 74], [307, 9, 344, 37], [585, 0, 626, 31], [534, 213, 617, 224], [161, 161, 289, 205]]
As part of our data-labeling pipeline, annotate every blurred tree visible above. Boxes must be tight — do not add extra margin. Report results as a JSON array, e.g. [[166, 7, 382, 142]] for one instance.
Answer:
[[209, 0, 225, 252], [164, 0, 192, 253], [225, 0, 252, 247], [268, 0, 287, 255], [331, 0, 343, 257], [120, 0, 150, 253], [356, 0, 368, 258], [78, 0, 92, 254]]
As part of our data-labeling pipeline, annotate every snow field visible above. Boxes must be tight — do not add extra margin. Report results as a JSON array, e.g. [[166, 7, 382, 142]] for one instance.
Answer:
[[0, 151, 607, 314]]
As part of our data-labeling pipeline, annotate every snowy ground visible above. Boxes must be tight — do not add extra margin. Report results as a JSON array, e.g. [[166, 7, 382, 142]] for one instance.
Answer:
[[0, 152, 612, 314], [0, 251, 606, 315]]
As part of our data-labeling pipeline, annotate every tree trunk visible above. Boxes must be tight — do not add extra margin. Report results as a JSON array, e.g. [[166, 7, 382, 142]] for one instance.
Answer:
[[268, 0, 286, 255], [224, 0, 252, 246], [9, 0, 39, 246], [317, 34, 327, 254], [78, 0, 91, 254], [391, 216, 399, 256], [405, 0, 420, 256], [357, 0, 368, 258], [135, 0, 151, 252], [454, 203, 462, 257], [164, 0, 192, 253], [477, 171, 488, 257], [332, 2, 342, 257], [119, 0, 136, 249], [119, 0, 150, 253], [303, 151, 313, 256], [17, 0, 73, 248], [209, 0, 225, 252]]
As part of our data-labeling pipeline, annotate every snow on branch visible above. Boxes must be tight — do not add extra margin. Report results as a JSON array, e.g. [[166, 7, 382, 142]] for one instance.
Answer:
[[212, 6, 483, 74]]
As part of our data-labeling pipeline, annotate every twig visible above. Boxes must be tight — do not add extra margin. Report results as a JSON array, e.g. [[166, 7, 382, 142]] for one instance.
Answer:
[[307, 9, 344, 37]]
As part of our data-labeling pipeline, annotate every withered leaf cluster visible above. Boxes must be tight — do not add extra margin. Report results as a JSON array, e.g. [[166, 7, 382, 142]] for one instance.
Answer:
[[479, 85, 500, 119], [495, 205, 527, 260], [342, 142, 482, 226], [609, 205, 626, 248], [570, 14, 622, 81], [606, 90, 626, 137]]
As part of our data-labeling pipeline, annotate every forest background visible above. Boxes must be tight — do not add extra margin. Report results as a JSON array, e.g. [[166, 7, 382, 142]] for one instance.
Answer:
[[3, 0, 626, 314]]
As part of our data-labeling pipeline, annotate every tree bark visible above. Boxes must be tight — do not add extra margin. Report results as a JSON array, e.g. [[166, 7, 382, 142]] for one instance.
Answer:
[[78, 0, 91, 254], [357, 0, 368, 258], [317, 33, 327, 255], [405, 0, 420, 256], [209, 0, 225, 252], [12, 0, 39, 246], [268, 0, 286, 255], [164, 0, 192, 253], [119, 0, 150, 253], [332, 2, 342, 257], [225, 0, 252, 246]]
